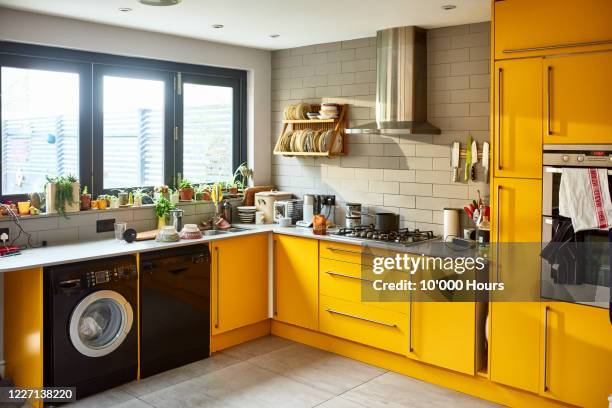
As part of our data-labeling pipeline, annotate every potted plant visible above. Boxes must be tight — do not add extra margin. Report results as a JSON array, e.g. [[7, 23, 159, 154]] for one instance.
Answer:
[[178, 179, 194, 201], [233, 162, 253, 192], [228, 181, 239, 195], [195, 185, 211, 201], [154, 185, 170, 200], [116, 189, 129, 206], [155, 196, 175, 229], [80, 186, 92, 210], [133, 188, 148, 207], [45, 174, 80, 216], [97, 194, 109, 210]]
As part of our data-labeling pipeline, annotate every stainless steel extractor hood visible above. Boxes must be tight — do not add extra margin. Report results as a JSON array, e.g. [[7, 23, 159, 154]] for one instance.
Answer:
[[346, 26, 440, 135]]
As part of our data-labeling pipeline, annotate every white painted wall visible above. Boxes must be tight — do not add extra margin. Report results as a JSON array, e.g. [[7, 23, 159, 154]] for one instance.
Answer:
[[0, 7, 272, 185]]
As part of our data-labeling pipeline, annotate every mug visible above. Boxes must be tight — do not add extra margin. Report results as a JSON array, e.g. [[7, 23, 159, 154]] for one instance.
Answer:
[[17, 201, 31, 215], [91, 199, 99, 209]]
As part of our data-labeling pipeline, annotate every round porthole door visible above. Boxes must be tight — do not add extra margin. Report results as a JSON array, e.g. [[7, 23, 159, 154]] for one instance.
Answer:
[[69, 290, 133, 358]]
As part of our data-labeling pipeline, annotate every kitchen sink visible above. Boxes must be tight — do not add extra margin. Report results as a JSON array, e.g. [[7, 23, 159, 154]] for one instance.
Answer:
[[203, 230, 229, 236], [226, 227, 248, 233]]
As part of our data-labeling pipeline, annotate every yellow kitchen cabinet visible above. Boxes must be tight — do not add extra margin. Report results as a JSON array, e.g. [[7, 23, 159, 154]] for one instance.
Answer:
[[489, 177, 542, 391], [494, 0, 612, 60], [273, 234, 319, 330], [544, 51, 612, 144], [541, 302, 612, 408], [211, 234, 268, 335], [493, 58, 542, 179]]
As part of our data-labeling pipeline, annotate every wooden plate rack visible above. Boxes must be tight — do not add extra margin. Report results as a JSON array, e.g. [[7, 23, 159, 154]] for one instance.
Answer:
[[273, 104, 349, 157]]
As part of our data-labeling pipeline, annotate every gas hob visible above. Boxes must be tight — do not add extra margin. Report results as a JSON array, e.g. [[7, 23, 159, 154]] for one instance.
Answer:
[[332, 225, 437, 246]]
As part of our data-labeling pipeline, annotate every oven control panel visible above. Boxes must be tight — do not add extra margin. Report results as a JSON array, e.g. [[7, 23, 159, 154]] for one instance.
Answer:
[[544, 148, 612, 167]]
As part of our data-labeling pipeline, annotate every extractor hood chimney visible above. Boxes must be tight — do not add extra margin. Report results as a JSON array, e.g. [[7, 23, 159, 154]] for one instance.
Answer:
[[346, 26, 440, 135]]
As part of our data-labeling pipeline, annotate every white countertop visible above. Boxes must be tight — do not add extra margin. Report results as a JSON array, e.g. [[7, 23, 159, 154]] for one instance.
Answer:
[[0, 224, 476, 273]]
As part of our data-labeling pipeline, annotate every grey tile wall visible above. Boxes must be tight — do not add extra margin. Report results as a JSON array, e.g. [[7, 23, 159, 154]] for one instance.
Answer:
[[271, 23, 490, 234], [0, 198, 243, 247]]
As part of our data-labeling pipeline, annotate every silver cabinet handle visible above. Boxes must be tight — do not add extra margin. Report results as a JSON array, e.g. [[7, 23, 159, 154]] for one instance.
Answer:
[[214, 246, 220, 329], [326, 308, 397, 328], [495, 185, 502, 283], [547, 66, 553, 136], [325, 246, 362, 255], [408, 284, 413, 353], [325, 271, 374, 283], [544, 166, 612, 175], [497, 67, 503, 171], [503, 39, 612, 54], [543, 305, 550, 392], [273, 239, 278, 316]]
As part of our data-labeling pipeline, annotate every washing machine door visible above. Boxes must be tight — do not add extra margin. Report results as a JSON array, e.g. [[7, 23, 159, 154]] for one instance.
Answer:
[[69, 290, 133, 358]]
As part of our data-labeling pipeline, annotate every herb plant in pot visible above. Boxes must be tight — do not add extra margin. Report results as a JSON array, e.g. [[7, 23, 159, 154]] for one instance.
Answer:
[[45, 175, 80, 216], [117, 190, 129, 206], [80, 185, 92, 210], [178, 179, 194, 201], [155, 196, 175, 229], [195, 185, 211, 201]]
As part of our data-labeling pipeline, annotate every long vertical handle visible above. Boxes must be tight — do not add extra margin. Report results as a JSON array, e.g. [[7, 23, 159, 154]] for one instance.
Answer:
[[408, 283, 413, 353], [496, 185, 502, 283], [273, 239, 278, 316], [547, 66, 553, 136], [543, 306, 550, 392], [214, 246, 220, 329], [496, 67, 503, 171]]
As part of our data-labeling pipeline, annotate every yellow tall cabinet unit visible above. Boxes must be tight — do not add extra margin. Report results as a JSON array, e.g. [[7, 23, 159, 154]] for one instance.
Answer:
[[272, 234, 319, 330], [211, 234, 269, 335]]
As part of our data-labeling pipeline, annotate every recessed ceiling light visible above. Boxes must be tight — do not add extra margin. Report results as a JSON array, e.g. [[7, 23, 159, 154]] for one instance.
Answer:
[[118, 7, 132, 12], [139, 0, 181, 6], [441, 4, 457, 10], [212, 24, 224, 29], [270, 34, 280, 38]]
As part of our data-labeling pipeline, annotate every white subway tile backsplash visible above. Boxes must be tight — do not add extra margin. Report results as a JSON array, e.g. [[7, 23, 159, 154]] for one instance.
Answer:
[[271, 24, 489, 231]]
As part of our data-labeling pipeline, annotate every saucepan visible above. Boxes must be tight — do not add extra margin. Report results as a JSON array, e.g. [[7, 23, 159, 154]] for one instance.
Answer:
[[375, 212, 398, 232]]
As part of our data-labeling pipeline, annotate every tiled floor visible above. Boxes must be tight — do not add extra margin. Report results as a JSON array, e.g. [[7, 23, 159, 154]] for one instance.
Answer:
[[67, 336, 502, 408]]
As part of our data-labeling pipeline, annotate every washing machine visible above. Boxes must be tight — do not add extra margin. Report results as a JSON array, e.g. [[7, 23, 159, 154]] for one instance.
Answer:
[[44, 255, 138, 400]]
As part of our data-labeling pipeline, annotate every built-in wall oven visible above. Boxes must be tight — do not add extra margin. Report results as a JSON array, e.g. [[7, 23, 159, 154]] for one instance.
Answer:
[[541, 145, 611, 310]]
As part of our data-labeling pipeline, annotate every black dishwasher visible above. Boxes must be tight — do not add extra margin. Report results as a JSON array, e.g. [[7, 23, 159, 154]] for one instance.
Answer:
[[139, 245, 210, 378]]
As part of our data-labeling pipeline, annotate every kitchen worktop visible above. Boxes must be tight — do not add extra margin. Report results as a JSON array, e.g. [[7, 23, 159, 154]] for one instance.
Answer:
[[0, 224, 487, 273]]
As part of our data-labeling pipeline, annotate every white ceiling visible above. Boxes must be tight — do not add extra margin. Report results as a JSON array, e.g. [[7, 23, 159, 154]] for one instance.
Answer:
[[0, 0, 490, 50]]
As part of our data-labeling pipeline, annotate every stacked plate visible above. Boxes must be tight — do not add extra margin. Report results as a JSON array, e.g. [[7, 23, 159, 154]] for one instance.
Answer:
[[275, 129, 342, 153], [237, 206, 257, 223], [283, 103, 312, 120], [319, 103, 339, 119]]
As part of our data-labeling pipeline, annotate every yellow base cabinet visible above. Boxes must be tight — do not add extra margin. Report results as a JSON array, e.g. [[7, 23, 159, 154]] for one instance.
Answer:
[[544, 51, 612, 144], [211, 234, 269, 335], [493, 58, 543, 179], [494, 0, 612, 60], [491, 177, 542, 244], [273, 234, 319, 330], [541, 302, 612, 408]]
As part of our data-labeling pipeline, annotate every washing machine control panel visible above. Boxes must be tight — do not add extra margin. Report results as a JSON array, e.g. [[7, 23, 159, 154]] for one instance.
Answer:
[[84, 264, 137, 287]]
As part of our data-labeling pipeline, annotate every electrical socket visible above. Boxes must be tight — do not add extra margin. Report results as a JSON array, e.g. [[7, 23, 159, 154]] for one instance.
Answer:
[[319, 195, 336, 206], [0, 228, 9, 244], [96, 219, 116, 233]]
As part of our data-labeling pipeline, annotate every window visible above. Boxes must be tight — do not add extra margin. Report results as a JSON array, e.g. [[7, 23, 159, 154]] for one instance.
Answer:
[[102, 75, 165, 189], [182, 81, 234, 183], [0, 42, 247, 198]]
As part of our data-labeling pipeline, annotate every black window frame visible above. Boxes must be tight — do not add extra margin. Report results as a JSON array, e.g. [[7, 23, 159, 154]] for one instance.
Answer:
[[0, 41, 247, 200]]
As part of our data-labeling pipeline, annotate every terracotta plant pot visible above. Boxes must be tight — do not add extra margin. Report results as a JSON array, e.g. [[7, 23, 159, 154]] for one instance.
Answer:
[[179, 188, 194, 201], [196, 191, 211, 201], [80, 194, 91, 210], [229, 187, 238, 195]]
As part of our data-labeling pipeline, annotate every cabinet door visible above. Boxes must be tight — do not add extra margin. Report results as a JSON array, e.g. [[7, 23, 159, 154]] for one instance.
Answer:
[[494, 0, 612, 60], [489, 177, 542, 392], [493, 59, 542, 179], [541, 302, 612, 407], [544, 52, 612, 144], [211, 234, 268, 335], [273, 234, 319, 330]]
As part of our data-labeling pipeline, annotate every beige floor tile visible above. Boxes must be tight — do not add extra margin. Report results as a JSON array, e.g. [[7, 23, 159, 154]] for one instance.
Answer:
[[140, 361, 334, 408], [220, 335, 294, 361], [66, 389, 151, 408], [315, 396, 369, 408], [248, 343, 386, 395], [120, 353, 241, 397], [341, 371, 502, 408]]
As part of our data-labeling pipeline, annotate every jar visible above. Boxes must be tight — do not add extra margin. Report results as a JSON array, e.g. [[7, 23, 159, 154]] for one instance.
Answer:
[[313, 214, 327, 235]]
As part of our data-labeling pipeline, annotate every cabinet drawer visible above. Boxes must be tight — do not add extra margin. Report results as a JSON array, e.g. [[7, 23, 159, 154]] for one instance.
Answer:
[[320, 241, 364, 264], [319, 258, 409, 314], [320, 295, 408, 355]]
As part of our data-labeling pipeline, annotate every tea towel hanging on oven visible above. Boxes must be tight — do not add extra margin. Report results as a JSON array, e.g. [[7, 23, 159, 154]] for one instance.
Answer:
[[558, 168, 612, 232]]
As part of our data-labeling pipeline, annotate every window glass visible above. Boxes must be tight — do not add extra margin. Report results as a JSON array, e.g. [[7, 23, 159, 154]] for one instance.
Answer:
[[1, 67, 79, 194], [103, 75, 164, 189], [183, 83, 233, 183]]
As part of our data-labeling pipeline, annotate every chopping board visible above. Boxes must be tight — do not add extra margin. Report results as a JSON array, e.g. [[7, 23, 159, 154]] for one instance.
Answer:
[[136, 229, 158, 241], [243, 185, 276, 206]]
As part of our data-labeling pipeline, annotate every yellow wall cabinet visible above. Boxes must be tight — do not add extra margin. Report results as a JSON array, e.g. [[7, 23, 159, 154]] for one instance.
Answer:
[[494, 0, 612, 60], [273, 234, 319, 330], [544, 51, 612, 144], [493, 58, 542, 179], [492, 177, 542, 244], [211, 234, 268, 335], [541, 302, 612, 408]]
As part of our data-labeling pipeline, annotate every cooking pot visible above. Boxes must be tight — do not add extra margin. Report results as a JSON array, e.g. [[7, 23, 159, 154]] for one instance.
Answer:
[[375, 212, 398, 232]]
